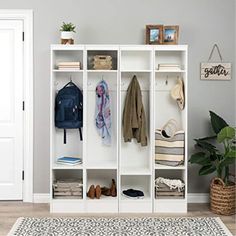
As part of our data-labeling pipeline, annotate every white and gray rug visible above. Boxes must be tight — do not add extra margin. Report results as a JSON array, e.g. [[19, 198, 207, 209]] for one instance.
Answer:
[[8, 217, 232, 236]]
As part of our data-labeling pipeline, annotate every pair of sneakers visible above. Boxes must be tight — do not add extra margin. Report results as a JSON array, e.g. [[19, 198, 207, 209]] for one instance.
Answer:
[[122, 189, 144, 199]]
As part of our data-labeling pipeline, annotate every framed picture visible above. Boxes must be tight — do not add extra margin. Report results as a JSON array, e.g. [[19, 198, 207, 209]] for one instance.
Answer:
[[146, 25, 163, 44], [163, 26, 179, 45]]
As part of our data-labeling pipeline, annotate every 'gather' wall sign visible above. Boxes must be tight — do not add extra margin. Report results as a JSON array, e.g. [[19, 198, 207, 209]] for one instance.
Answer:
[[200, 44, 231, 80]]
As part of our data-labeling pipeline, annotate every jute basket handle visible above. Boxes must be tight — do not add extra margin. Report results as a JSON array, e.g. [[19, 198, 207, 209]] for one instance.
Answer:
[[211, 177, 225, 187]]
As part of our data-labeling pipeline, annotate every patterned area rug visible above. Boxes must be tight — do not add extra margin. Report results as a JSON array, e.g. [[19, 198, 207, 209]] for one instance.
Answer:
[[8, 217, 232, 236]]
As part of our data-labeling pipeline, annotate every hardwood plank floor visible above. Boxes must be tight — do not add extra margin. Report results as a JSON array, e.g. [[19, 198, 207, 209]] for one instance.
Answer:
[[0, 202, 235, 236]]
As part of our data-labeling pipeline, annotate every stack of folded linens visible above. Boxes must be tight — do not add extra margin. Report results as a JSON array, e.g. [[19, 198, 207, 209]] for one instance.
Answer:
[[157, 63, 182, 71], [57, 61, 81, 70], [155, 177, 185, 198], [53, 179, 83, 199]]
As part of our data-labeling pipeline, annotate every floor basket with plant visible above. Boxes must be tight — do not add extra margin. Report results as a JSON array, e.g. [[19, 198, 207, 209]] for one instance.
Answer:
[[189, 111, 235, 215]]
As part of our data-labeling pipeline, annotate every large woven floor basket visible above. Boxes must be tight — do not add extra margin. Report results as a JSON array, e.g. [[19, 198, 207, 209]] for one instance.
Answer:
[[210, 177, 235, 215]]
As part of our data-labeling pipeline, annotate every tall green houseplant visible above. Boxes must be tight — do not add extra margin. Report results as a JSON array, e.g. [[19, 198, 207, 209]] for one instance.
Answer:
[[189, 111, 236, 185]]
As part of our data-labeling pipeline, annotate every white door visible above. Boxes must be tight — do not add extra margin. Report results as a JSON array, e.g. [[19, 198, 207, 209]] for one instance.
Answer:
[[0, 20, 24, 200]]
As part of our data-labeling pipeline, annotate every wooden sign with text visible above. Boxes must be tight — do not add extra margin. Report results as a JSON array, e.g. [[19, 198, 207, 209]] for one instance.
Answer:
[[201, 62, 231, 80]]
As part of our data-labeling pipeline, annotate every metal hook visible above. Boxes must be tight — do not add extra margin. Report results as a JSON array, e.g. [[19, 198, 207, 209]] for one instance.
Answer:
[[69, 75, 72, 82], [165, 76, 168, 85]]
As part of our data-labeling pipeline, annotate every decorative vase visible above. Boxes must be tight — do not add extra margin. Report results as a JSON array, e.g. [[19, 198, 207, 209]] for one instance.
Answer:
[[210, 177, 235, 215], [61, 31, 74, 45]]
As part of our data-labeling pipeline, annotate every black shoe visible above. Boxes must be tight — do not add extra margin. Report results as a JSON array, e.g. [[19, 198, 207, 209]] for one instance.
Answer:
[[122, 189, 144, 199]]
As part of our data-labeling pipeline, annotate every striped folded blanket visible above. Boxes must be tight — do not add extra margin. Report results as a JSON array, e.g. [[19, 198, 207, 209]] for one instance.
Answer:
[[155, 129, 185, 166]]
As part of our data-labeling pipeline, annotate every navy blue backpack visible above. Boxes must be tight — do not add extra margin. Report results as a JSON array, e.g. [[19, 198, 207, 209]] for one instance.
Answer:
[[55, 81, 83, 143]]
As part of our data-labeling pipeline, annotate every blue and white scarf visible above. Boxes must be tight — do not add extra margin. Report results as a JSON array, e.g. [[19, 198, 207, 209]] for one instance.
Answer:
[[95, 80, 111, 145]]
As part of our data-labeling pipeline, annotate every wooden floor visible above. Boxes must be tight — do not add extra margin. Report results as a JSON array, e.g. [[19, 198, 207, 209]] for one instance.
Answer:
[[0, 202, 235, 236]]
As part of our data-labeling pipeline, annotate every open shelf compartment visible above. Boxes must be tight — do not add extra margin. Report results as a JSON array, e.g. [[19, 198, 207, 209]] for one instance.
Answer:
[[120, 48, 152, 71], [85, 169, 118, 212], [87, 49, 118, 70], [155, 50, 186, 71], [51, 73, 84, 168], [52, 49, 84, 71], [154, 170, 187, 213], [52, 169, 83, 200], [119, 175, 152, 213], [86, 72, 118, 169], [120, 72, 152, 174]]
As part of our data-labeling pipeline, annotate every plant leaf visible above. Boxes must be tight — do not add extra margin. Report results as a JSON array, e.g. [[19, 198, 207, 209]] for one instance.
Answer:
[[194, 139, 217, 153], [219, 157, 235, 169], [217, 126, 235, 143], [226, 150, 236, 158], [189, 152, 211, 165], [210, 111, 228, 134], [198, 135, 217, 141], [199, 165, 216, 175]]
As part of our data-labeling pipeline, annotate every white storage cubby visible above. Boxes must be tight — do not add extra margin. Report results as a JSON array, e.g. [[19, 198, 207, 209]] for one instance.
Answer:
[[120, 175, 152, 213], [50, 44, 188, 213], [86, 71, 118, 169], [52, 48, 84, 72], [87, 49, 118, 70], [120, 72, 152, 174]]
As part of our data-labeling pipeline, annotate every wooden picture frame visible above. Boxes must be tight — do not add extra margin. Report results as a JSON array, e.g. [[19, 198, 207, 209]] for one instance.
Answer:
[[163, 25, 179, 45], [146, 25, 163, 45]]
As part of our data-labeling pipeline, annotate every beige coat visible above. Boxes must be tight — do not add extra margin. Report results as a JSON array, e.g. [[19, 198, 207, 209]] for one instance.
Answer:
[[122, 75, 147, 146]]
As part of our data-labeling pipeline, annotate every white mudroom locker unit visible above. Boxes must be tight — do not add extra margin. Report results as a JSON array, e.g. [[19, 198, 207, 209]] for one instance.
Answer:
[[50, 44, 188, 213]]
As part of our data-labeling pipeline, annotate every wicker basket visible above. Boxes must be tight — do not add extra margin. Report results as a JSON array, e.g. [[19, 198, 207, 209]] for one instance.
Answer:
[[93, 55, 112, 70], [210, 177, 235, 215]]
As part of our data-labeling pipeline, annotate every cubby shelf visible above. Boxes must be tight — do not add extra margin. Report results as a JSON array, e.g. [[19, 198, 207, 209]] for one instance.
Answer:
[[120, 167, 151, 175], [86, 160, 117, 169], [120, 194, 151, 201], [87, 70, 118, 73], [121, 70, 152, 73], [155, 70, 186, 73], [53, 69, 83, 73], [52, 163, 83, 170], [50, 44, 188, 214], [155, 164, 185, 170], [86, 196, 117, 201]]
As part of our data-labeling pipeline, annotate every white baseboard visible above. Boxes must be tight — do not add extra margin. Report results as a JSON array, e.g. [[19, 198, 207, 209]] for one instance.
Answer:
[[33, 193, 209, 204], [33, 193, 50, 203], [187, 193, 209, 203]]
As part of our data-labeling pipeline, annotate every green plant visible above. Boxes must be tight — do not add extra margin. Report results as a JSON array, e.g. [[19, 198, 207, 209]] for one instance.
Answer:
[[189, 111, 236, 185], [60, 22, 76, 32]]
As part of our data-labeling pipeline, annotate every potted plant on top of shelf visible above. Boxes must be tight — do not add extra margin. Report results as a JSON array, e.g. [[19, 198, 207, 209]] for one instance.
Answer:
[[189, 111, 236, 215], [60, 22, 76, 45]]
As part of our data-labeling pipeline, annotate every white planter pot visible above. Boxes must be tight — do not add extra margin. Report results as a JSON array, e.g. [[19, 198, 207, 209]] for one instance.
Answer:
[[61, 31, 74, 40]]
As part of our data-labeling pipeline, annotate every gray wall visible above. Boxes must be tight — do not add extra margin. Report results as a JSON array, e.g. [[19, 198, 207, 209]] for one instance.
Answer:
[[0, 0, 235, 194]]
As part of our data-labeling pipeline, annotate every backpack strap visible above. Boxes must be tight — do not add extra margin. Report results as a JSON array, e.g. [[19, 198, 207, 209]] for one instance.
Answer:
[[63, 81, 77, 89], [79, 128, 83, 141], [64, 129, 67, 144]]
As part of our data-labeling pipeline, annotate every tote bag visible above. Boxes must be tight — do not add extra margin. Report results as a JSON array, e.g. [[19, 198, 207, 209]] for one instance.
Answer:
[[155, 119, 184, 166]]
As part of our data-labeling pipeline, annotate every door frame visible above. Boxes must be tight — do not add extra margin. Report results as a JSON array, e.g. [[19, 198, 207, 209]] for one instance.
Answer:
[[0, 10, 33, 202]]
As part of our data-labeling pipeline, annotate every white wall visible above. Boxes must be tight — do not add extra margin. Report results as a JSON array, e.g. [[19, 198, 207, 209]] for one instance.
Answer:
[[0, 0, 235, 193]]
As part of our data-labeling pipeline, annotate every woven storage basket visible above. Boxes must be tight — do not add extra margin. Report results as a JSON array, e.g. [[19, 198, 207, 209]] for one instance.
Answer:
[[210, 177, 235, 215], [93, 55, 112, 70]]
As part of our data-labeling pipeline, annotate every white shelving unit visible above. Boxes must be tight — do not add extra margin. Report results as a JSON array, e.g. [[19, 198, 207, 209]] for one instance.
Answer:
[[50, 44, 188, 213]]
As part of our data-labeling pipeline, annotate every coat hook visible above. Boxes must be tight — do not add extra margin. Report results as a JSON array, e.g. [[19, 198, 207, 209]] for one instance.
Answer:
[[70, 75, 72, 82], [165, 76, 168, 85]]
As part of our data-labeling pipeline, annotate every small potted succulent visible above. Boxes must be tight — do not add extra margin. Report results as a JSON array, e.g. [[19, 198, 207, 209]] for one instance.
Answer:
[[189, 111, 236, 215], [60, 22, 76, 45]]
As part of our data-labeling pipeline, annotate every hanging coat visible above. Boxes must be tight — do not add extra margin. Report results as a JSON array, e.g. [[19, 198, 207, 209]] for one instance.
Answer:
[[122, 75, 147, 146]]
